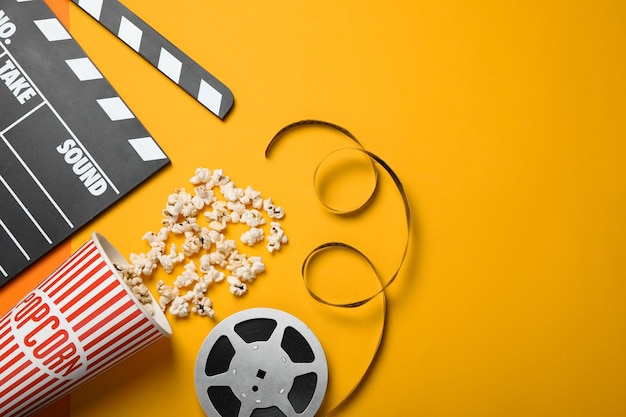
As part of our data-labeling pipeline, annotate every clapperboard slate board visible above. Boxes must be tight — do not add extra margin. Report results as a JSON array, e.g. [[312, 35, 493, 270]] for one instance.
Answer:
[[0, 0, 169, 287]]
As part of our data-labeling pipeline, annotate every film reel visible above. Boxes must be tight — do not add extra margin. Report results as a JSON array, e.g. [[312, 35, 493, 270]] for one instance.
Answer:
[[194, 308, 328, 417]]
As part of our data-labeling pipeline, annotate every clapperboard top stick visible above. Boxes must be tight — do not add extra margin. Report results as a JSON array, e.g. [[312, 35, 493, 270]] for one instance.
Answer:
[[71, 0, 234, 120]]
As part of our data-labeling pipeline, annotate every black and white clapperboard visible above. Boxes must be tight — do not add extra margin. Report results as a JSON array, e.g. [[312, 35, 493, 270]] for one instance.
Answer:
[[0, 0, 170, 287]]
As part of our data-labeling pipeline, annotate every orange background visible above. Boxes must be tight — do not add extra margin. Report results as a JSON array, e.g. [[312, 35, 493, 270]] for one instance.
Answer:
[[2, 0, 626, 416]]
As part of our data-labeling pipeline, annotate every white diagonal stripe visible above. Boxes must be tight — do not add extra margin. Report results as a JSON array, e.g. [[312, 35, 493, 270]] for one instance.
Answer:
[[77, 0, 104, 20], [118, 16, 143, 52], [65, 57, 103, 81], [128, 137, 167, 161], [157, 48, 182, 83], [96, 97, 135, 121], [34, 18, 71, 42], [198, 80, 223, 116]]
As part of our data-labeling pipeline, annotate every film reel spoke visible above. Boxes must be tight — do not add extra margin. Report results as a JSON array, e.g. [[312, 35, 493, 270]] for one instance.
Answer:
[[200, 369, 235, 389], [237, 397, 293, 417]]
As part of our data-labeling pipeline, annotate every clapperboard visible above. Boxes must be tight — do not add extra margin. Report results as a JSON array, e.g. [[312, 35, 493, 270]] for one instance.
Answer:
[[0, 0, 170, 287]]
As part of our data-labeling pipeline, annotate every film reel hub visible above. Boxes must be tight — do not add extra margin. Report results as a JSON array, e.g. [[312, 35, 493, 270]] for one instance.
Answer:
[[195, 308, 328, 417]]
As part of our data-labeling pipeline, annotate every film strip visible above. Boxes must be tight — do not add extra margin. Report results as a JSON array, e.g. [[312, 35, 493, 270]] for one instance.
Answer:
[[264, 120, 412, 414], [71, 0, 234, 120], [0, 0, 169, 287]]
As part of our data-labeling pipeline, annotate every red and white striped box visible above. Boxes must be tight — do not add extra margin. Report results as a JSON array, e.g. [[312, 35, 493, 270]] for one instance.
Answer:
[[0, 232, 172, 417]]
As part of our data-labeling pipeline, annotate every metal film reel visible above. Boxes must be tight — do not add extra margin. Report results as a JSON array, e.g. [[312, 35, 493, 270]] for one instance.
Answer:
[[195, 308, 328, 417]]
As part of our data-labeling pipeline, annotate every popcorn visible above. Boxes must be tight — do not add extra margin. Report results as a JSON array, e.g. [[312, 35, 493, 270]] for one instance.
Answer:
[[198, 227, 214, 251], [226, 252, 265, 283], [199, 258, 225, 284], [171, 218, 201, 235], [174, 261, 200, 288], [194, 185, 215, 206], [205, 251, 228, 268], [185, 280, 209, 301], [191, 195, 206, 211], [169, 296, 190, 318], [204, 201, 230, 231], [163, 188, 198, 222], [226, 250, 247, 270], [240, 186, 263, 209], [220, 181, 244, 202], [129, 252, 157, 276], [191, 297, 215, 318], [184, 279, 216, 318], [162, 197, 183, 221], [241, 227, 264, 246], [181, 234, 202, 257], [206, 229, 223, 244], [114, 262, 155, 315], [211, 169, 230, 186], [250, 256, 266, 277], [142, 228, 169, 248], [143, 302, 154, 316], [181, 202, 198, 219], [263, 198, 285, 219], [215, 237, 237, 257], [241, 209, 266, 227], [123, 167, 288, 319], [131, 281, 152, 304], [190, 167, 212, 185], [227, 276, 248, 296], [158, 243, 185, 274], [267, 222, 288, 253], [227, 201, 246, 223], [156, 280, 179, 311]]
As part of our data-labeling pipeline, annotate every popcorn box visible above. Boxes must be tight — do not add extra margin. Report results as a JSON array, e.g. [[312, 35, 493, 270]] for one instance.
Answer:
[[0, 233, 172, 417]]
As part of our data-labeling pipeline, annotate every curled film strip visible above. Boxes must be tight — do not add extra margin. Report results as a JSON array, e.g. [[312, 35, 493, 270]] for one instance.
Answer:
[[264, 120, 412, 413], [71, 0, 234, 120], [194, 308, 328, 417], [266, 120, 411, 307]]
